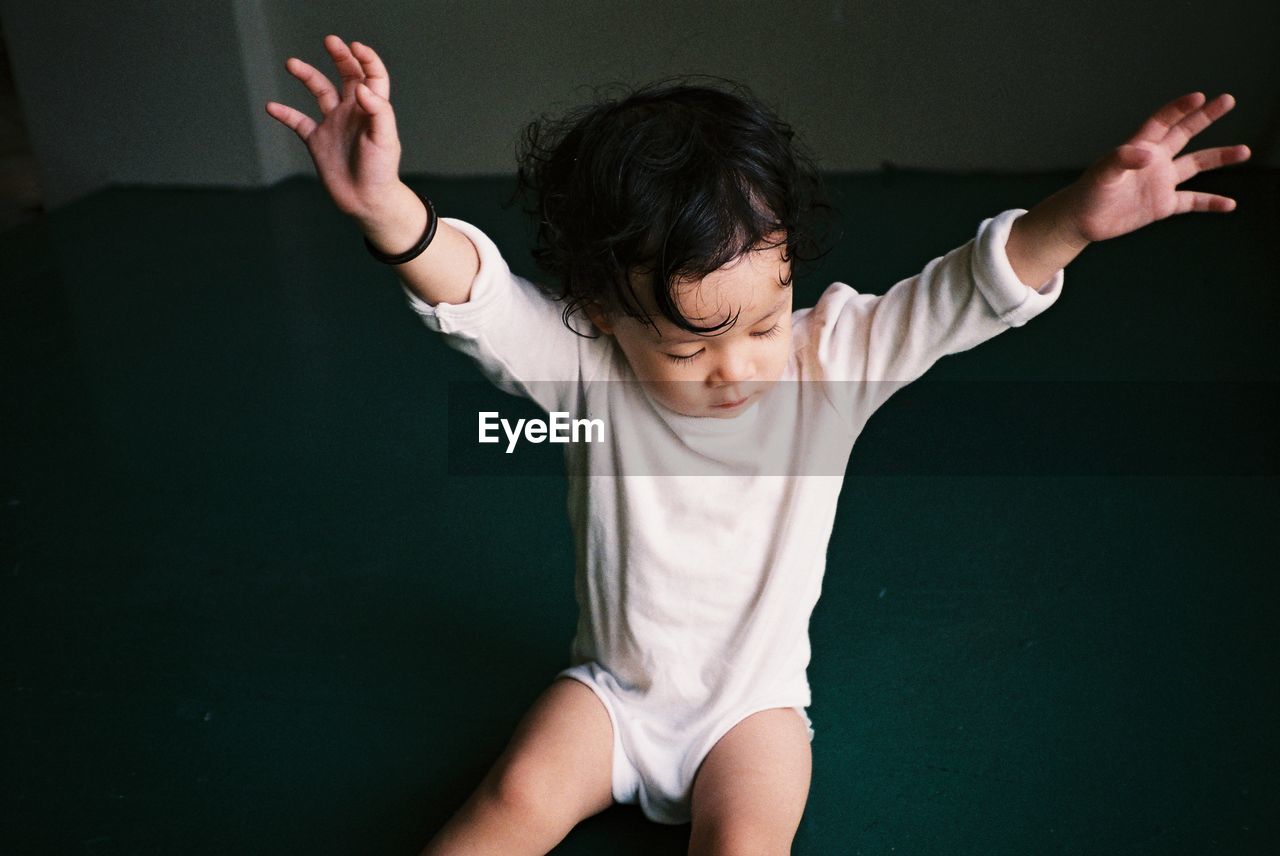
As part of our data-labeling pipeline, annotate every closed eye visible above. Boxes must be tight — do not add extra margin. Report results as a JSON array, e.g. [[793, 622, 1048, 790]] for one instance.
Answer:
[[662, 323, 785, 364]]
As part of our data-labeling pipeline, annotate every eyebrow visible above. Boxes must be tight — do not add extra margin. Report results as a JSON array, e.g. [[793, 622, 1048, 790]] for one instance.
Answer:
[[658, 294, 790, 343]]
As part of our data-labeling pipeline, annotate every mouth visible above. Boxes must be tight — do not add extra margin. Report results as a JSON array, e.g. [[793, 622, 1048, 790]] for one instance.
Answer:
[[711, 394, 751, 410]]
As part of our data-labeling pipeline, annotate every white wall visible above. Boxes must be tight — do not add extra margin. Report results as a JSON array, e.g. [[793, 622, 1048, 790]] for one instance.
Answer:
[[3, 0, 1276, 209]]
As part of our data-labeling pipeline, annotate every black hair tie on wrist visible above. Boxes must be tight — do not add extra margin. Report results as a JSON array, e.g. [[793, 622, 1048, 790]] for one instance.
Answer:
[[363, 191, 438, 265]]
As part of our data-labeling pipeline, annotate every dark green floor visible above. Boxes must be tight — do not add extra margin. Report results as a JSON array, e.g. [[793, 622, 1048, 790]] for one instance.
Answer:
[[2, 168, 1277, 855]]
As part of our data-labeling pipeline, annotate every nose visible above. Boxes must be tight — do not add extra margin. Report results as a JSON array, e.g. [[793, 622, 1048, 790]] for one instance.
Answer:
[[710, 349, 753, 388]]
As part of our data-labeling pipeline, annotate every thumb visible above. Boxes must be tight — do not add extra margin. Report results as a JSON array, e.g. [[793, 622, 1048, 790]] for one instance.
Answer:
[[1116, 144, 1154, 169], [1095, 144, 1153, 186], [355, 82, 399, 148]]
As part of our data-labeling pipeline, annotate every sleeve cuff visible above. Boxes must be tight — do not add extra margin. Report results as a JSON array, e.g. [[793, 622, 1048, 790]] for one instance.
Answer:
[[399, 217, 511, 335], [972, 208, 1065, 328]]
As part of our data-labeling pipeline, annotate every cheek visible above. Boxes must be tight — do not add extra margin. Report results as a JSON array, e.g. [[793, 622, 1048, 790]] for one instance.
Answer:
[[651, 361, 699, 394], [636, 348, 673, 379], [769, 328, 794, 364], [617, 339, 682, 383], [758, 332, 793, 381]]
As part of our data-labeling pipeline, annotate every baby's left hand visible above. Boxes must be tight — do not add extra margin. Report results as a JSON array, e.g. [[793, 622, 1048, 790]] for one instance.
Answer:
[[1057, 92, 1251, 244]]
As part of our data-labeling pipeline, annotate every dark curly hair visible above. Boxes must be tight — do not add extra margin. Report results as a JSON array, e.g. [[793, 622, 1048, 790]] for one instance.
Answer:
[[507, 74, 841, 339]]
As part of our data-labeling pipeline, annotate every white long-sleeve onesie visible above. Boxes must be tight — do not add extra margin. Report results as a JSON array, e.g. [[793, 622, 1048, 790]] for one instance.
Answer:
[[402, 209, 1063, 824]]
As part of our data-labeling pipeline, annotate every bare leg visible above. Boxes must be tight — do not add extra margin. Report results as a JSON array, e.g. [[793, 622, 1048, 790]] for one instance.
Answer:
[[686, 707, 812, 856], [419, 677, 616, 856]]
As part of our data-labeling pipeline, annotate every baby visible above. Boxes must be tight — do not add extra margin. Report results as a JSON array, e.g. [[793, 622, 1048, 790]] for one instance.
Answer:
[[266, 34, 1249, 856]]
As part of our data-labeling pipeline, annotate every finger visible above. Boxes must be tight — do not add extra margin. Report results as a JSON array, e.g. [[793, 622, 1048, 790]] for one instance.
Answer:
[[1173, 190, 1237, 215], [1162, 93, 1237, 156], [1173, 144, 1252, 183], [323, 34, 367, 99], [264, 101, 318, 141], [1094, 144, 1154, 185], [1128, 91, 1206, 146], [284, 56, 340, 115], [349, 41, 390, 101], [354, 83, 399, 149]]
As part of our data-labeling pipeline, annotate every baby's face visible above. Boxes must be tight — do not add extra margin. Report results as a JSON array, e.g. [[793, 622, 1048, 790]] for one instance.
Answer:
[[586, 236, 794, 419]]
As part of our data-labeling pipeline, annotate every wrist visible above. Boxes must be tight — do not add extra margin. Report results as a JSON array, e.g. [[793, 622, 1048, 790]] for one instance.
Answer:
[[1039, 184, 1092, 251], [355, 183, 429, 254], [1005, 191, 1089, 289]]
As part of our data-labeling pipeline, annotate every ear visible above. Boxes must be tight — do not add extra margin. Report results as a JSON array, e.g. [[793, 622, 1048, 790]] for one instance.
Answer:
[[583, 300, 615, 335]]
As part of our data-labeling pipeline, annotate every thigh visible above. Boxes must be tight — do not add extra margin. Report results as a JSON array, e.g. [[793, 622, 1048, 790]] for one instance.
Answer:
[[420, 677, 615, 855], [484, 676, 616, 823], [687, 707, 812, 856]]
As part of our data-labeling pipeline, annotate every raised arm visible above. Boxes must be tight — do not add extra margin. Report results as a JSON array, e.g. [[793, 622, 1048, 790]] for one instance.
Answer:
[[354, 182, 479, 307], [1003, 91, 1250, 289], [264, 34, 479, 305], [810, 208, 1064, 425]]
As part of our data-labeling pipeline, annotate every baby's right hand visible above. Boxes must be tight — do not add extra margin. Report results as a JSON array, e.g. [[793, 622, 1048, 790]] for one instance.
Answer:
[[265, 35, 404, 222]]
